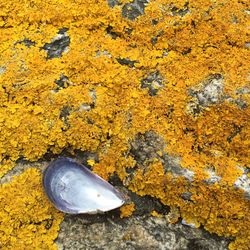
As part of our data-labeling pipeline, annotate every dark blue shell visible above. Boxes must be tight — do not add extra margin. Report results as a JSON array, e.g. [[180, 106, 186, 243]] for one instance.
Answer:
[[43, 157, 124, 214]]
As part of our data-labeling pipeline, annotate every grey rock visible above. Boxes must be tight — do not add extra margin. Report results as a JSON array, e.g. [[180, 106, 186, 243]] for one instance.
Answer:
[[181, 192, 192, 201], [0, 160, 47, 185], [0, 66, 6, 75], [233, 98, 248, 109], [116, 57, 139, 67], [107, 0, 120, 8], [151, 30, 164, 46], [128, 131, 194, 182], [204, 167, 222, 184], [141, 71, 164, 96], [56, 215, 230, 250], [187, 75, 249, 114], [54, 74, 69, 91], [187, 74, 225, 115], [234, 167, 250, 200], [235, 84, 250, 95], [225, 96, 248, 110], [59, 106, 72, 126], [96, 50, 112, 58], [129, 131, 166, 165], [171, 3, 190, 17], [191, 74, 224, 105], [232, 84, 249, 109], [122, 0, 149, 20], [15, 38, 36, 48], [42, 29, 70, 59], [162, 154, 194, 181]]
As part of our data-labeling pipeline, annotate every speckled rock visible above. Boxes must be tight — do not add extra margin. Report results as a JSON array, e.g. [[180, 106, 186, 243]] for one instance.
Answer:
[[122, 0, 149, 20], [42, 28, 70, 59], [56, 214, 230, 250]]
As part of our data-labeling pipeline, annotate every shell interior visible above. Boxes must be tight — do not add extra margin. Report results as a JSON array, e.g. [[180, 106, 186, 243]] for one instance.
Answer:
[[43, 158, 124, 214]]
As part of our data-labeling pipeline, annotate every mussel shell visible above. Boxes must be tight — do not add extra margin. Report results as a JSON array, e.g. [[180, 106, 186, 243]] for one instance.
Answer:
[[43, 157, 124, 214]]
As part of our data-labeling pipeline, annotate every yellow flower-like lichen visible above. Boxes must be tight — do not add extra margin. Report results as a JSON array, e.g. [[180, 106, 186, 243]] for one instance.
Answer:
[[120, 203, 136, 218], [0, 0, 249, 248], [0, 168, 63, 249]]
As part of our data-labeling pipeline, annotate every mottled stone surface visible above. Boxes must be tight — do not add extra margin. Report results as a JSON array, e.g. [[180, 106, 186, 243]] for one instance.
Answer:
[[122, 0, 149, 20], [42, 29, 70, 59], [57, 214, 230, 250], [0, 160, 47, 184], [141, 71, 164, 96], [127, 131, 194, 183], [187, 74, 225, 115]]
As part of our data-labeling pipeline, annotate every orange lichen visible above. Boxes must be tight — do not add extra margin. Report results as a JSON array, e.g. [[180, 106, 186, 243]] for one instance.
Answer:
[[0, 168, 63, 249], [120, 203, 136, 218], [0, 0, 249, 248], [151, 210, 163, 218]]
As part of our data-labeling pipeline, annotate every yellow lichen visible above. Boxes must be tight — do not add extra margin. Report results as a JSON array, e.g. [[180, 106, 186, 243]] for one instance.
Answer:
[[120, 203, 135, 218], [151, 210, 163, 218], [0, 0, 249, 248], [0, 168, 63, 249], [87, 159, 95, 167]]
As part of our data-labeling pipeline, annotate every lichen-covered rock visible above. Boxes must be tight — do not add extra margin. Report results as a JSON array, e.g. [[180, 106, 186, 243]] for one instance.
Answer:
[[42, 29, 70, 59], [0, 0, 249, 249], [187, 74, 225, 115], [141, 71, 164, 96], [122, 0, 149, 20]]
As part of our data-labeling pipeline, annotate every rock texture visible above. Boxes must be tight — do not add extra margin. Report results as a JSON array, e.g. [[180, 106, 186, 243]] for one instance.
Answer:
[[0, 0, 249, 249], [57, 214, 230, 250]]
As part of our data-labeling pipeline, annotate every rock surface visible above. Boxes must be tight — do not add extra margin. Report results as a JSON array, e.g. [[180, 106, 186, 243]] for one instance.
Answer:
[[0, 0, 249, 248], [57, 214, 230, 250]]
